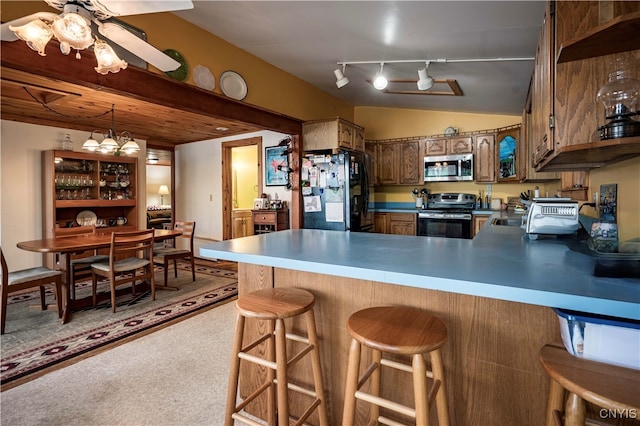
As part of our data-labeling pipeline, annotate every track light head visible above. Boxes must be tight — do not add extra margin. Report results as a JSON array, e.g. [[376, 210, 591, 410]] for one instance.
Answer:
[[417, 66, 433, 91], [373, 62, 388, 90], [334, 66, 349, 88]]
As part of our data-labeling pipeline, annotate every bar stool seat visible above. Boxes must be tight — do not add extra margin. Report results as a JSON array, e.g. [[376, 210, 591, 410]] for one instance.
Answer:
[[539, 342, 640, 426], [343, 306, 450, 426], [225, 287, 329, 426]]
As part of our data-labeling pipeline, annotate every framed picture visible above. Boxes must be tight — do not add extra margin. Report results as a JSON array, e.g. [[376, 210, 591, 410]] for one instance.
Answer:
[[265, 146, 289, 186]]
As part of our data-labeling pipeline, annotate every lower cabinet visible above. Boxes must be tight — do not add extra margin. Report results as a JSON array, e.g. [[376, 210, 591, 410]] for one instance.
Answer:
[[373, 212, 416, 235], [473, 215, 490, 237], [232, 210, 253, 238], [252, 209, 289, 234]]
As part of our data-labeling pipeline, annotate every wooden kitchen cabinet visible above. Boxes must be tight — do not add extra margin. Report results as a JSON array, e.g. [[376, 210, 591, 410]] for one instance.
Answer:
[[389, 213, 416, 235], [531, 1, 640, 171], [423, 136, 473, 156], [373, 212, 416, 235], [373, 139, 422, 186], [474, 134, 496, 182], [473, 215, 490, 237], [303, 117, 366, 152], [42, 150, 138, 267], [373, 212, 388, 234], [365, 142, 379, 185], [518, 104, 560, 182], [232, 209, 253, 238], [252, 209, 289, 234]]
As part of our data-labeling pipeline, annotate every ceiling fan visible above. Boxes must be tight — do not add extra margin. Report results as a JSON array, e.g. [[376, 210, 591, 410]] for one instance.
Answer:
[[0, 0, 193, 73]]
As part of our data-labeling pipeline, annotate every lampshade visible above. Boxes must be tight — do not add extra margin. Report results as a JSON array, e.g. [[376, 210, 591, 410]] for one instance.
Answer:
[[373, 63, 388, 90], [51, 12, 93, 54], [93, 38, 128, 75], [158, 185, 170, 195], [99, 132, 119, 152], [417, 68, 434, 91], [334, 68, 349, 88], [81, 132, 100, 151], [9, 19, 53, 56]]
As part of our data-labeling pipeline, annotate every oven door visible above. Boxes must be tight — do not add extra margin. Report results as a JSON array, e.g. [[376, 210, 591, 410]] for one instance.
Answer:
[[417, 212, 472, 239]]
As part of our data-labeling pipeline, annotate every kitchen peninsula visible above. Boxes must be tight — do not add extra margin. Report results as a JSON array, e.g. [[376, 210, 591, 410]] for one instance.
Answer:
[[200, 220, 639, 425]]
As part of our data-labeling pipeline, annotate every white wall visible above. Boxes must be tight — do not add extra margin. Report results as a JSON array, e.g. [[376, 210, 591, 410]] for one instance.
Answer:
[[0, 120, 146, 270], [176, 130, 290, 248]]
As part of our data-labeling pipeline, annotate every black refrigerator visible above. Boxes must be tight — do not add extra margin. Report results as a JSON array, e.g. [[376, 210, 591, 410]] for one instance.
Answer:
[[302, 150, 372, 232]]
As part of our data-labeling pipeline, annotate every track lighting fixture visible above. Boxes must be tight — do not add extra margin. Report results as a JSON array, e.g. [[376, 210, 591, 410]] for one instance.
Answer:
[[417, 62, 433, 91], [335, 57, 533, 92], [334, 64, 349, 88], [373, 63, 388, 90]]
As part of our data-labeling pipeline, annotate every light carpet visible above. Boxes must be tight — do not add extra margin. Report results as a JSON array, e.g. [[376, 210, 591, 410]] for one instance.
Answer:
[[0, 300, 238, 426]]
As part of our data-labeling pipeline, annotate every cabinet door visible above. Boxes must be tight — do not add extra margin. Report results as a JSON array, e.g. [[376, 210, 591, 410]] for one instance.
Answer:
[[448, 137, 473, 154], [373, 213, 388, 234], [424, 138, 447, 156], [473, 215, 490, 237], [353, 126, 366, 152], [531, 2, 554, 166], [338, 120, 354, 150], [398, 140, 421, 185], [389, 213, 416, 236], [365, 142, 379, 186], [474, 134, 496, 182], [377, 143, 398, 185]]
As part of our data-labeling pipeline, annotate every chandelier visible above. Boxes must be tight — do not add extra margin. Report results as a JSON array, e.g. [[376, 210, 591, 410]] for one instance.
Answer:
[[82, 105, 140, 155], [8, 3, 127, 74]]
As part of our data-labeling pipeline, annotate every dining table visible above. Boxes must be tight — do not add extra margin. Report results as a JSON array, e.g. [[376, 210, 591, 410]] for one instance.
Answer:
[[17, 228, 182, 324]]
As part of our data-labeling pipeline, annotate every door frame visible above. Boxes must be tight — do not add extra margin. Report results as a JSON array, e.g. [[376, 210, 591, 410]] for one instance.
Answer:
[[221, 137, 263, 240]]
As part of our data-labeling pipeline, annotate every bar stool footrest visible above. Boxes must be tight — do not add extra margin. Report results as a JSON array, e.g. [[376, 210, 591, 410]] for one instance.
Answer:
[[355, 390, 416, 418]]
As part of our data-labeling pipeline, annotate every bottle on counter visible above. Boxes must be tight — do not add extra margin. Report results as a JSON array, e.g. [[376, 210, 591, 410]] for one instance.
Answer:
[[476, 191, 483, 209]]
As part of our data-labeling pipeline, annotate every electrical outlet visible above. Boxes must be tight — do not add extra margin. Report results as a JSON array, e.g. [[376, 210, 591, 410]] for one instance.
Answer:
[[486, 184, 492, 196], [209, 194, 213, 201]]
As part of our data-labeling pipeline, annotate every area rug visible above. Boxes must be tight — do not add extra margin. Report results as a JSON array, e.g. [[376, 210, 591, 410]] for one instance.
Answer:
[[0, 260, 237, 388]]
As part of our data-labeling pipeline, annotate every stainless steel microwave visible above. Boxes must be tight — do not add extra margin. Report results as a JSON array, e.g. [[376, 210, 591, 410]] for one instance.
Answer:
[[424, 154, 473, 182]]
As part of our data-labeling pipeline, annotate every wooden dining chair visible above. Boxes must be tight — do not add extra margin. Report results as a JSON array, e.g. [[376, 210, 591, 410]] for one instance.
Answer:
[[153, 221, 196, 289], [1, 247, 63, 334], [90, 229, 155, 313], [54, 225, 109, 300]]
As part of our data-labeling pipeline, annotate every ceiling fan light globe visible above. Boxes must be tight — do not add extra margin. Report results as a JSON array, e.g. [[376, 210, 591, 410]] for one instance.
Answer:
[[93, 39, 128, 74], [51, 13, 93, 50], [373, 74, 388, 90], [10, 20, 53, 56]]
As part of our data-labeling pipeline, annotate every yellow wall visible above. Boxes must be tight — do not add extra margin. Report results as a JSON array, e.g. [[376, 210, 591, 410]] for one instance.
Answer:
[[355, 107, 520, 139], [232, 145, 259, 209]]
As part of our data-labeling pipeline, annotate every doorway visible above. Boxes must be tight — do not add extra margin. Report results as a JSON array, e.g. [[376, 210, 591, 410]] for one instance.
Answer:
[[222, 137, 262, 240], [145, 147, 174, 230]]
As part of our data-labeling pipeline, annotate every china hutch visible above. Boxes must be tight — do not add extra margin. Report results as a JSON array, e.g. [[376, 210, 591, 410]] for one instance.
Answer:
[[42, 150, 139, 255]]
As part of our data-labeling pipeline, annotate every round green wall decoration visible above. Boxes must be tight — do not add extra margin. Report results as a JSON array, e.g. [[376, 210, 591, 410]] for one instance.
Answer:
[[163, 49, 189, 81]]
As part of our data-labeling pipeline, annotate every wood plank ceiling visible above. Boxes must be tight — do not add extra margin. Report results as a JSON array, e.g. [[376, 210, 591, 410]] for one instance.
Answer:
[[1, 40, 302, 149]]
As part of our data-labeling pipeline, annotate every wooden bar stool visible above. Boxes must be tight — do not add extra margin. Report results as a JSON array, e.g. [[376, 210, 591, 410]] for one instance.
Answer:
[[342, 306, 450, 426], [225, 287, 329, 426], [539, 342, 640, 426]]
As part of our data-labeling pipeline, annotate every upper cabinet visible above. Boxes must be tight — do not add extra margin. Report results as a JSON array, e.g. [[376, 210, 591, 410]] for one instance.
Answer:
[[531, 1, 640, 171], [302, 117, 366, 153], [473, 134, 496, 183], [368, 139, 422, 186], [423, 137, 473, 156]]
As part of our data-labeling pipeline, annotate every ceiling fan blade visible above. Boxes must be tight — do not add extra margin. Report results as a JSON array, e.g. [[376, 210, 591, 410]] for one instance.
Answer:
[[98, 22, 180, 72], [0, 12, 59, 41], [90, 0, 193, 17]]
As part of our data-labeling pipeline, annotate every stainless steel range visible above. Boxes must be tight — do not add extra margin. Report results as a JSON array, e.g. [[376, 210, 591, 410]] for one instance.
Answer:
[[417, 193, 477, 239]]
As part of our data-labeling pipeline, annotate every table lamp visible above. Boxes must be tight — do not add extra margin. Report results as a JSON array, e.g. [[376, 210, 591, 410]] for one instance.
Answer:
[[158, 185, 170, 205]]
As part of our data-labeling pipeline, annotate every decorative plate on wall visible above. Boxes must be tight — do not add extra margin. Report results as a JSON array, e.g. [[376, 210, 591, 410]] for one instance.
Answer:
[[162, 49, 188, 81], [220, 70, 247, 100], [193, 65, 215, 91]]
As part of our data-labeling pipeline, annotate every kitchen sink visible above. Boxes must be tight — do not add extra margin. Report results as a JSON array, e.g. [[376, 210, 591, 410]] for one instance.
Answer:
[[490, 218, 522, 227]]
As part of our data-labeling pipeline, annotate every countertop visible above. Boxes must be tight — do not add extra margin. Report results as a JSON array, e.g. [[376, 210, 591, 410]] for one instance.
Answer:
[[200, 213, 640, 320]]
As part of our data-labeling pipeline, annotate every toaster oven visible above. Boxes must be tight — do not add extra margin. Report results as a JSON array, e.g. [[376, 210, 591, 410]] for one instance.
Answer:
[[524, 198, 579, 239]]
